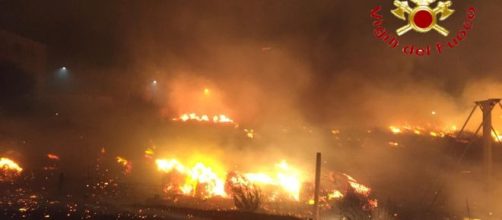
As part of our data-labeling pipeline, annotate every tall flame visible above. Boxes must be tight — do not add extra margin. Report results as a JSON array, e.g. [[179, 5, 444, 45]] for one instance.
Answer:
[[245, 160, 303, 201], [156, 159, 227, 198], [155, 158, 303, 201]]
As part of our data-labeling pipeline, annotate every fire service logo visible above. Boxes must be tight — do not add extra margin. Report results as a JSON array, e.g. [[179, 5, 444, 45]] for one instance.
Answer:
[[392, 0, 454, 36], [371, 0, 477, 56]]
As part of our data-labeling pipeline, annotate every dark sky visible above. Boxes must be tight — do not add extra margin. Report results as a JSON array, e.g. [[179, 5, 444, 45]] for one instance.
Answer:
[[0, 0, 500, 127]]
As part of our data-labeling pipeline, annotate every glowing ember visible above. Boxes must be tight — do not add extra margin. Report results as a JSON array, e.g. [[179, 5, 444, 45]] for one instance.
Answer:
[[0, 157, 23, 181], [47, 153, 60, 160], [116, 156, 132, 174], [244, 129, 255, 139], [388, 141, 399, 147], [173, 113, 236, 124], [368, 199, 378, 209]]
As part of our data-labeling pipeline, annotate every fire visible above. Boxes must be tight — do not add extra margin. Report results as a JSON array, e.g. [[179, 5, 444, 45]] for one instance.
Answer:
[[328, 190, 344, 200], [173, 113, 236, 124], [389, 123, 502, 141], [343, 174, 371, 196], [155, 157, 303, 201], [244, 129, 255, 139], [144, 147, 155, 159], [388, 124, 457, 138], [153, 155, 373, 205], [388, 141, 399, 147], [389, 126, 402, 134], [0, 157, 22, 172], [0, 157, 23, 181], [116, 156, 132, 174], [245, 160, 303, 201], [47, 153, 60, 160], [348, 181, 371, 196], [156, 159, 227, 198]]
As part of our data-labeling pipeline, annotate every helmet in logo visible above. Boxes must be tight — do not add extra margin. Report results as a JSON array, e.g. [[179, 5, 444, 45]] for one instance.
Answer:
[[391, 0, 455, 36]]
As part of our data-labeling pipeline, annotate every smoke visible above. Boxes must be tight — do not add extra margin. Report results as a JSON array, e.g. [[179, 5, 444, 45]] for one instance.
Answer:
[[2, 0, 502, 218]]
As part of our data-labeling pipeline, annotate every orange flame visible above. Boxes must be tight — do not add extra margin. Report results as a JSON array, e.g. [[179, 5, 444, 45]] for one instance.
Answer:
[[155, 157, 303, 200], [47, 153, 60, 160], [343, 173, 372, 196], [388, 124, 457, 138], [244, 160, 303, 201], [156, 159, 227, 198], [173, 113, 236, 124], [116, 156, 132, 174], [328, 190, 344, 200], [0, 157, 23, 181]]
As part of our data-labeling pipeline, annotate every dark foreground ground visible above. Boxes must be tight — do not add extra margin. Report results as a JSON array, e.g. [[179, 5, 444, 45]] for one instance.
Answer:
[[1, 202, 303, 220], [0, 181, 304, 220]]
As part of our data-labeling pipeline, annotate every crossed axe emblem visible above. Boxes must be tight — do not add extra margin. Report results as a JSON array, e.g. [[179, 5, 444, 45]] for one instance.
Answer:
[[391, 0, 455, 36]]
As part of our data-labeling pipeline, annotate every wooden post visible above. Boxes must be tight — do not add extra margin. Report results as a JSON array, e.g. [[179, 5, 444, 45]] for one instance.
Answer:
[[313, 152, 322, 220]]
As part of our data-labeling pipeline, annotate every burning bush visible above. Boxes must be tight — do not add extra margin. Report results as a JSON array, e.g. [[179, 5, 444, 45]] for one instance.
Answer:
[[333, 186, 376, 220], [156, 159, 227, 198], [226, 171, 262, 212], [328, 173, 378, 219], [0, 157, 23, 182]]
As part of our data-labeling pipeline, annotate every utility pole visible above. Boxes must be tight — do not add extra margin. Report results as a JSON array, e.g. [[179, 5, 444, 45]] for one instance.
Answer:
[[475, 99, 500, 185], [313, 152, 322, 220], [460, 99, 501, 187]]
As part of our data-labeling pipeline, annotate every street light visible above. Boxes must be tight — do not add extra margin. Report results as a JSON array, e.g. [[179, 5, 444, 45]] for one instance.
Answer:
[[56, 66, 69, 79]]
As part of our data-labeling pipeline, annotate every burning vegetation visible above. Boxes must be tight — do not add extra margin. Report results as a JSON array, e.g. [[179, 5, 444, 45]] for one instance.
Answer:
[[0, 157, 23, 181], [155, 158, 306, 202], [2, 90, 501, 220], [173, 113, 236, 125]]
